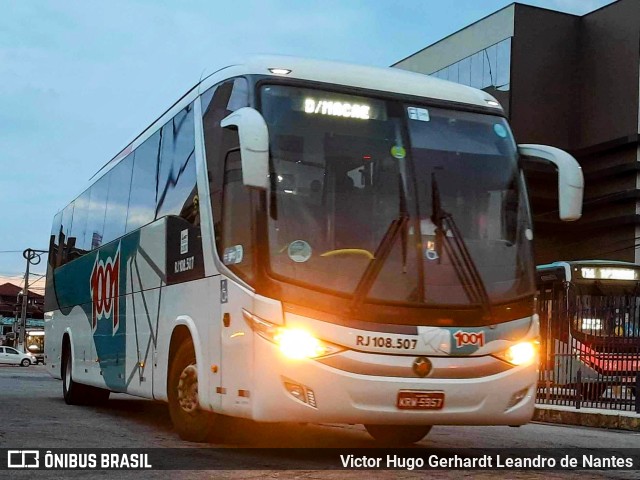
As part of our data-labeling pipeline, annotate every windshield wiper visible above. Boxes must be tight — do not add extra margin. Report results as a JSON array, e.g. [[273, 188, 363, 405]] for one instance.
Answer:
[[431, 172, 493, 320], [348, 164, 419, 313], [348, 213, 409, 314]]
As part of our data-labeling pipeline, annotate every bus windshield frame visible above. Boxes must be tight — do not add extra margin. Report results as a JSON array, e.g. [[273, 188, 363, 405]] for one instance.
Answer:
[[253, 80, 536, 324]]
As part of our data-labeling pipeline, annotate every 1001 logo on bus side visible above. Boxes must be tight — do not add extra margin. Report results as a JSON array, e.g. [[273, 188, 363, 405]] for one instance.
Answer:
[[90, 245, 120, 334]]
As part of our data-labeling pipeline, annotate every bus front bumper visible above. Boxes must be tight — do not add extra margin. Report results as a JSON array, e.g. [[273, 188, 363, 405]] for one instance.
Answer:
[[250, 335, 537, 425]]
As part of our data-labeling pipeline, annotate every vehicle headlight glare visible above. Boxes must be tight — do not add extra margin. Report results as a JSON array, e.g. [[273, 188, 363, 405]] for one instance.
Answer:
[[274, 329, 326, 359], [581, 318, 602, 330], [243, 309, 343, 359], [494, 341, 537, 366]]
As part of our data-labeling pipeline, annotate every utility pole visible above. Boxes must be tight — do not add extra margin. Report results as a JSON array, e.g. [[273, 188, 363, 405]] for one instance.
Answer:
[[18, 249, 47, 352]]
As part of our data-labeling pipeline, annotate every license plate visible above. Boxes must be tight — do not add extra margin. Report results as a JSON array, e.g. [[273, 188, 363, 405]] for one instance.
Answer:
[[397, 390, 445, 410]]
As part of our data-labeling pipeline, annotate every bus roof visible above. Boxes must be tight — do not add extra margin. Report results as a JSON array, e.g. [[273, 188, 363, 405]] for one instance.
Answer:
[[238, 55, 502, 109], [90, 55, 503, 186]]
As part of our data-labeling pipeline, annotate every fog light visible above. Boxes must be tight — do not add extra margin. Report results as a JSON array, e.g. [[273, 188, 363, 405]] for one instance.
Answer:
[[506, 387, 530, 410], [284, 380, 317, 408], [285, 382, 306, 402], [493, 341, 537, 366]]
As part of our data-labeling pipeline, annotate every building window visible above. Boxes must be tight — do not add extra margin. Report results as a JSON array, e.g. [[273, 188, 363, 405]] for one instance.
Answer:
[[431, 37, 511, 116]]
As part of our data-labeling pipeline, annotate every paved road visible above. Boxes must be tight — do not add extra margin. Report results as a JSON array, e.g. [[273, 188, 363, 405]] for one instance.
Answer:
[[1, 365, 638, 479]]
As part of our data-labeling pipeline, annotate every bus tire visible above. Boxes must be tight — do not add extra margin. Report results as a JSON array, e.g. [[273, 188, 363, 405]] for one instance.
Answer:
[[168, 338, 216, 442], [364, 424, 432, 445], [62, 345, 88, 405]]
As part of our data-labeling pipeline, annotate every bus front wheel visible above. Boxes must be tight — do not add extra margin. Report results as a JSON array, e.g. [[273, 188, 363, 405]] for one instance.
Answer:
[[364, 424, 432, 445], [168, 338, 217, 442]]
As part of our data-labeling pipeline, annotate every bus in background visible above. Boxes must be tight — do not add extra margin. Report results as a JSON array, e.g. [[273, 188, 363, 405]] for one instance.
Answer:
[[44, 56, 583, 444], [537, 261, 640, 405], [25, 329, 45, 364]]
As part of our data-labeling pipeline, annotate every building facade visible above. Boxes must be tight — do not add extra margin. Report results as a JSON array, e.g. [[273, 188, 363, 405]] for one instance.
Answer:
[[393, 0, 640, 264], [0, 282, 44, 341]]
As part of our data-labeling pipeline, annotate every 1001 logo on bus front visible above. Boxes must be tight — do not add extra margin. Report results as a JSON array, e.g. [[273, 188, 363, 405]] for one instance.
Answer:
[[453, 330, 485, 349], [90, 246, 120, 334]]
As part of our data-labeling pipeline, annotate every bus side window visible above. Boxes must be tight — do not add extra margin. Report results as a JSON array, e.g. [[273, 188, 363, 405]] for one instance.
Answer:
[[103, 154, 134, 244], [48, 211, 62, 270], [127, 131, 160, 233], [69, 188, 90, 258], [58, 202, 75, 267], [86, 172, 108, 248], [156, 104, 197, 222]]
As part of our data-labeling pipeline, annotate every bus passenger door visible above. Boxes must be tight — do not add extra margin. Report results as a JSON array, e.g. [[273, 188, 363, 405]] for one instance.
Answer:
[[538, 283, 556, 373], [201, 78, 256, 417], [217, 151, 256, 418], [538, 280, 565, 386]]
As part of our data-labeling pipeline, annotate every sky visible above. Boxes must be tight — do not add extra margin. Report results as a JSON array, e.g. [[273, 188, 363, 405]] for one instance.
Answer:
[[0, 0, 616, 290]]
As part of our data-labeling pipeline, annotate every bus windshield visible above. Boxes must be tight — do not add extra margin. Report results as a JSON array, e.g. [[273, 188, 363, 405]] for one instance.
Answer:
[[26, 331, 45, 354], [571, 284, 640, 339], [260, 84, 535, 307]]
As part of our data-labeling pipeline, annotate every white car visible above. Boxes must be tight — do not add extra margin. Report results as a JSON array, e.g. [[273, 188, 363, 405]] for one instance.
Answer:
[[0, 346, 37, 367]]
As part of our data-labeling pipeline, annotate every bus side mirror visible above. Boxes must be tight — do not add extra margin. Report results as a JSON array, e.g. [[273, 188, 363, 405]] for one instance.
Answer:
[[518, 144, 584, 221], [221, 107, 270, 190]]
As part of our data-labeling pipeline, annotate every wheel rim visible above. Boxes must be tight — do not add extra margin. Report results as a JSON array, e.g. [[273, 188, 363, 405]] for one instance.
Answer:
[[177, 364, 199, 413]]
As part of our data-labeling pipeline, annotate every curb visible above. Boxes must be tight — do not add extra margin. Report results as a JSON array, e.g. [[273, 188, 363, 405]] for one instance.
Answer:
[[534, 405, 640, 431]]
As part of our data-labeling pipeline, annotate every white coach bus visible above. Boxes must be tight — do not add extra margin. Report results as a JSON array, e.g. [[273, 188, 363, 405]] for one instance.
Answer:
[[44, 56, 584, 444]]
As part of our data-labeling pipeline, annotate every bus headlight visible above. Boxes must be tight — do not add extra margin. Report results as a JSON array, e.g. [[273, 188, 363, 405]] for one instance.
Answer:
[[243, 309, 344, 359], [277, 329, 341, 359], [493, 341, 537, 366], [581, 318, 602, 330]]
